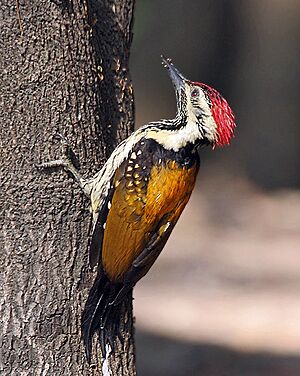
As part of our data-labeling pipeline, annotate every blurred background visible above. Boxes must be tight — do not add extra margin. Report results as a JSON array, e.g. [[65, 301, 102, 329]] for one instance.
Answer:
[[129, 1, 300, 375]]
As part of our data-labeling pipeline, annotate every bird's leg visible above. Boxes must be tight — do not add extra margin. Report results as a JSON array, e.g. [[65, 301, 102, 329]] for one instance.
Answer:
[[36, 133, 92, 197]]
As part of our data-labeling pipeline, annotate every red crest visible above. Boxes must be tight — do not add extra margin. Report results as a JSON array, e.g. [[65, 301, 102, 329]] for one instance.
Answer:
[[195, 83, 236, 146]]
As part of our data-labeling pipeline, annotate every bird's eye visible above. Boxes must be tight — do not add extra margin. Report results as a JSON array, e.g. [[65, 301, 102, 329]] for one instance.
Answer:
[[191, 88, 199, 98]]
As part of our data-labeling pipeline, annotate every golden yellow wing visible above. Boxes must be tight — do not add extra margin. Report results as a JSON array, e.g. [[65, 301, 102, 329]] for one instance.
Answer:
[[102, 155, 199, 282]]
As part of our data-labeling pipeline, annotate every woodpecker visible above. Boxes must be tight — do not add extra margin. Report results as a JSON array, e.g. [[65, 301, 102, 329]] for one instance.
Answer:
[[37, 57, 236, 362]]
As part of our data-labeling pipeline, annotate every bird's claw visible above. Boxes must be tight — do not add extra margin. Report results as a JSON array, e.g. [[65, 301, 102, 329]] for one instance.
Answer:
[[35, 133, 76, 171]]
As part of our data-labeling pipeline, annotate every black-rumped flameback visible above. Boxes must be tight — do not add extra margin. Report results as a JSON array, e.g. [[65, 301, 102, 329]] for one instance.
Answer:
[[37, 57, 236, 362]]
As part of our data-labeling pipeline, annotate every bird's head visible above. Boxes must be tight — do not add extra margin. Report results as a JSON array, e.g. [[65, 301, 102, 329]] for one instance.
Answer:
[[162, 56, 236, 147]]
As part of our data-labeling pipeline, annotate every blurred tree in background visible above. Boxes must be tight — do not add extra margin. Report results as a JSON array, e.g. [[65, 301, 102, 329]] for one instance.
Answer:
[[131, 0, 299, 189], [129, 2, 300, 375]]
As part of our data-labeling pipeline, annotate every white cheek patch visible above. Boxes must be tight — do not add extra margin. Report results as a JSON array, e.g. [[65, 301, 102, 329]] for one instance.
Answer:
[[201, 114, 218, 142], [192, 95, 218, 142]]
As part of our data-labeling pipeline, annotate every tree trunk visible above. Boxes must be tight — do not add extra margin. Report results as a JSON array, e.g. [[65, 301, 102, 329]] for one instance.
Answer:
[[0, 1, 135, 375]]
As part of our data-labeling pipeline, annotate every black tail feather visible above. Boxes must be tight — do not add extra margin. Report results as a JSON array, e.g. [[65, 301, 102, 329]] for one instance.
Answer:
[[81, 270, 130, 363]]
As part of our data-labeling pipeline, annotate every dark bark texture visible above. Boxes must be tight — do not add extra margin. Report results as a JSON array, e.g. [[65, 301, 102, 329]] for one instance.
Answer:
[[0, 0, 135, 375]]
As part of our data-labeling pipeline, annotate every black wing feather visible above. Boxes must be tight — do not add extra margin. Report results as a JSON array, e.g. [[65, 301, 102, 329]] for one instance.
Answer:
[[89, 186, 114, 268], [112, 218, 175, 306]]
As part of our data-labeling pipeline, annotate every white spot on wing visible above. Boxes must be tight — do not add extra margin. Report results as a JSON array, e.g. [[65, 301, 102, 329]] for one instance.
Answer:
[[90, 129, 147, 214], [103, 222, 106, 229], [131, 152, 137, 159], [137, 150, 142, 155], [108, 201, 111, 209], [165, 221, 171, 231]]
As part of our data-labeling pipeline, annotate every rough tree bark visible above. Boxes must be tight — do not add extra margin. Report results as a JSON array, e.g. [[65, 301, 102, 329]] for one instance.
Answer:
[[0, 1, 135, 375]]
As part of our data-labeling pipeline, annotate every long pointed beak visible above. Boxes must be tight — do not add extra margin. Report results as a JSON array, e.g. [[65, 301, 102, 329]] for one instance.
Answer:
[[161, 56, 186, 92]]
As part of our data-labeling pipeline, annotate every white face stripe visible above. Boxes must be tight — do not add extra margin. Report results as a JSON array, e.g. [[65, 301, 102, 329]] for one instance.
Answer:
[[144, 121, 200, 152], [142, 85, 218, 151], [187, 84, 218, 143]]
